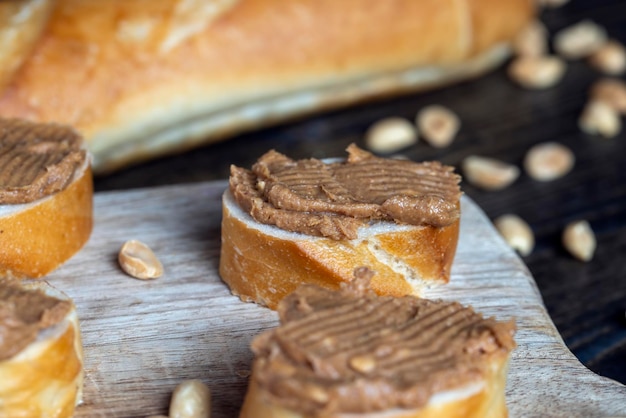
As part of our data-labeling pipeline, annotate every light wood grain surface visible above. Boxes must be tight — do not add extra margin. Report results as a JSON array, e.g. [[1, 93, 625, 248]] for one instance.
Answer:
[[46, 181, 626, 418]]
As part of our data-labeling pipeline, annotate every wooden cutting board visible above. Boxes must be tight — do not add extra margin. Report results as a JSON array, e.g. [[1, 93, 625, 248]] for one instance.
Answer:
[[46, 181, 626, 417]]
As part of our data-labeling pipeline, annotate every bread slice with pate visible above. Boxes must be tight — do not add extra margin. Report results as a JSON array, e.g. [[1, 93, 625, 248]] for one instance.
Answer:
[[240, 268, 516, 418], [219, 144, 461, 309], [0, 278, 84, 417], [0, 118, 93, 279]]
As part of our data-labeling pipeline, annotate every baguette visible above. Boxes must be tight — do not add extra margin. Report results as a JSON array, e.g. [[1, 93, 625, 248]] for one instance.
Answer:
[[0, 279, 84, 418], [0, 0, 535, 173], [240, 270, 516, 418], [219, 145, 461, 309], [0, 118, 93, 279]]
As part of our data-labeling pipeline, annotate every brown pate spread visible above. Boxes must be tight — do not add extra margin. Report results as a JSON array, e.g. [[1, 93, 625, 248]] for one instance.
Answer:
[[250, 268, 516, 415], [0, 279, 71, 361], [229, 144, 461, 240], [0, 118, 87, 205]]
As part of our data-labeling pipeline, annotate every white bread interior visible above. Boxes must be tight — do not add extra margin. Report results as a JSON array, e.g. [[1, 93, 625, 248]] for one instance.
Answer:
[[219, 188, 459, 310]]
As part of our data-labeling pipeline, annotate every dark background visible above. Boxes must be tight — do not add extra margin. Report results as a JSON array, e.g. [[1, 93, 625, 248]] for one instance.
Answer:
[[95, 0, 626, 384]]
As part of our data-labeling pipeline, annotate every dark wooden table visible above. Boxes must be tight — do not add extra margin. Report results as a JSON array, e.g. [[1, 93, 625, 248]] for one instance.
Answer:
[[95, 0, 626, 385]]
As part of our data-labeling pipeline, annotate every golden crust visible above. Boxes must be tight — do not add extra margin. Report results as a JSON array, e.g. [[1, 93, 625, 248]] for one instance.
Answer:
[[240, 353, 510, 418], [0, 165, 93, 279], [219, 191, 459, 310], [467, 0, 535, 55], [0, 0, 534, 172]]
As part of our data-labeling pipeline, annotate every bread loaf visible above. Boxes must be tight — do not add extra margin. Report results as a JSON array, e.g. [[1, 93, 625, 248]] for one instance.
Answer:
[[0, 118, 93, 279], [219, 145, 461, 309], [0, 0, 535, 173], [240, 270, 516, 418], [0, 279, 84, 418]]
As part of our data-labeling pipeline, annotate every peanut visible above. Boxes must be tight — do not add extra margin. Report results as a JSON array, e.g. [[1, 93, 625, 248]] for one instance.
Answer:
[[461, 156, 520, 191], [562, 220, 596, 262], [589, 40, 626, 75], [513, 20, 548, 57], [494, 214, 535, 257], [579, 100, 622, 138], [416, 105, 460, 148], [305, 384, 330, 404], [118, 240, 164, 280], [169, 380, 211, 418], [590, 78, 626, 115], [523, 142, 575, 181], [508, 56, 566, 89], [554, 20, 607, 59], [349, 355, 377, 374], [365, 117, 417, 153]]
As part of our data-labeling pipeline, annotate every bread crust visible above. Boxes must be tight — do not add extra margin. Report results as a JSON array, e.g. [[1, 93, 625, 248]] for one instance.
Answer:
[[219, 190, 459, 310], [0, 0, 534, 172], [0, 164, 93, 279], [467, 0, 536, 55]]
